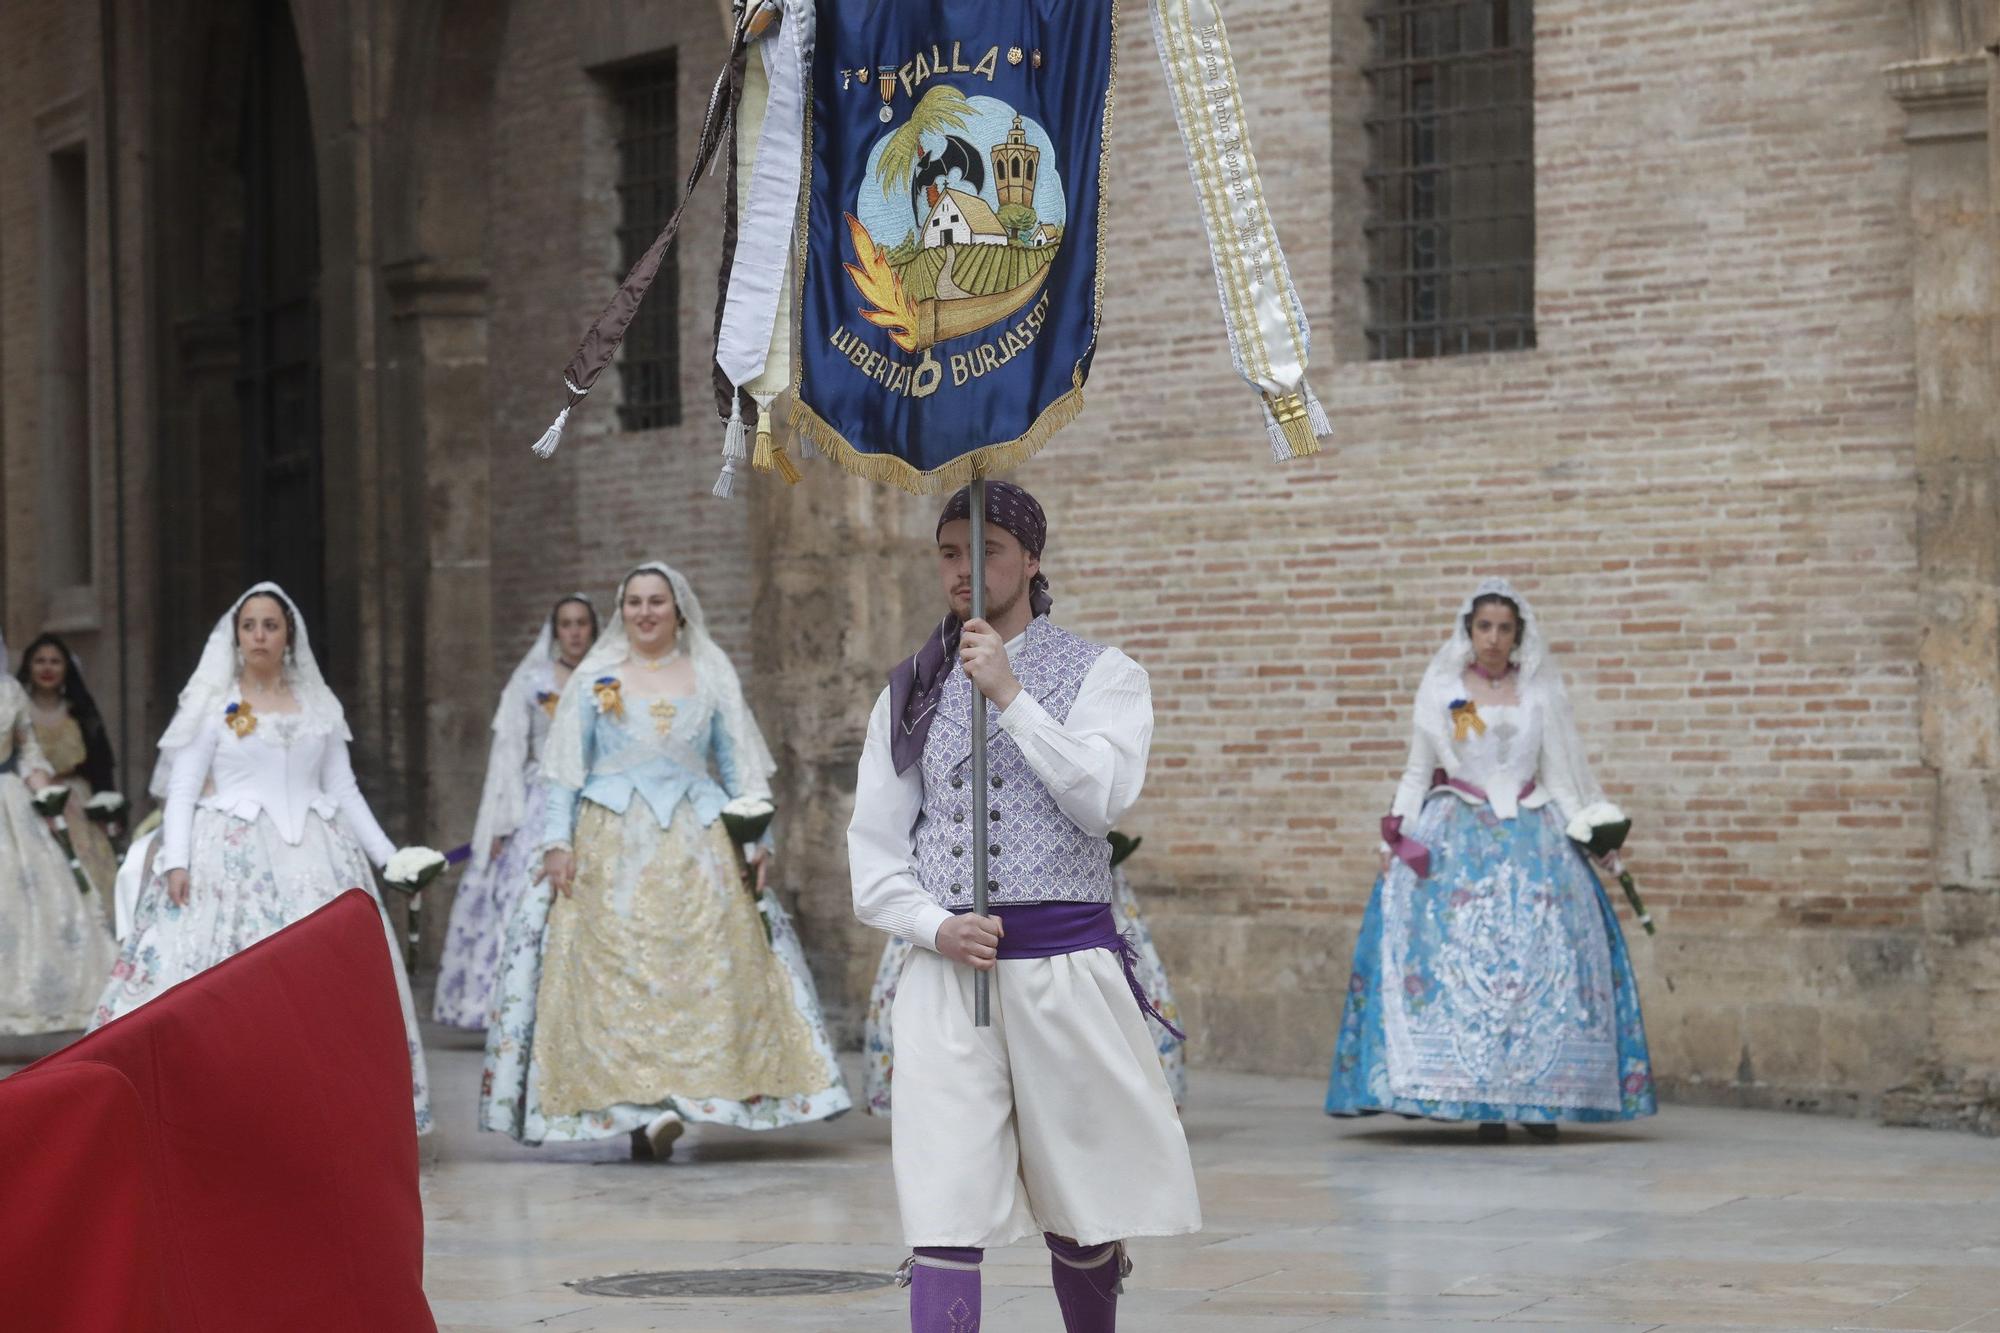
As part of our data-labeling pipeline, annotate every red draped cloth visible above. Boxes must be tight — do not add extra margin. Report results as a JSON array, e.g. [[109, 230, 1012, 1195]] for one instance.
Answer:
[[0, 889, 434, 1332]]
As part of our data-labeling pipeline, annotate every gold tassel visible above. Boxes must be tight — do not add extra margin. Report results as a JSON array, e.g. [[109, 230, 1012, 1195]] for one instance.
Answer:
[[752, 420, 777, 473], [771, 446, 802, 485], [1264, 390, 1321, 460]]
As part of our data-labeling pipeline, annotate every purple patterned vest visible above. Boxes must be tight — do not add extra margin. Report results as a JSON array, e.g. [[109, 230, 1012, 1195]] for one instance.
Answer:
[[915, 616, 1114, 910]]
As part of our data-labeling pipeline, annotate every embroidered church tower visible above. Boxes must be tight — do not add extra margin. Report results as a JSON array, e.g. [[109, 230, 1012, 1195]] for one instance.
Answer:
[[992, 116, 1040, 210]]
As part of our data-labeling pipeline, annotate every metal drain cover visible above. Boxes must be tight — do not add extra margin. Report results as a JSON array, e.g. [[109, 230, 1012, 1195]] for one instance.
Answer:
[[569, 1268, 896, 1298]]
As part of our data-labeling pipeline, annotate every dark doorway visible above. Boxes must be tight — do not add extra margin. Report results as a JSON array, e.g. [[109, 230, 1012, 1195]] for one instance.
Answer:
[[236, 0, 325, 649]]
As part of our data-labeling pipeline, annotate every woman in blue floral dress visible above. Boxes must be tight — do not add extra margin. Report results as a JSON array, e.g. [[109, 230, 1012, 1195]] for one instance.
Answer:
[[1326, 578, 1654, 1138]]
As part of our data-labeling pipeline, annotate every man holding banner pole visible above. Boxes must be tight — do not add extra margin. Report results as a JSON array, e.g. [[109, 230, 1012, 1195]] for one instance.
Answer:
[[849, 480, 1200, 1332]]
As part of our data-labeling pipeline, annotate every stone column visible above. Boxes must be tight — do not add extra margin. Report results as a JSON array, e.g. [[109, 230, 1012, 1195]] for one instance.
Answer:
[[383, 258, 494, 964], [748, 464, 938, 1034], [1882, 0, 2000, 1131]]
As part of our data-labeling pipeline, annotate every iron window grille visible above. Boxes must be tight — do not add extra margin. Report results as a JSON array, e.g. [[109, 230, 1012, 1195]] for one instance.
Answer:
[[1363, 0, 1536, 359], [612, 58, 681, 430]]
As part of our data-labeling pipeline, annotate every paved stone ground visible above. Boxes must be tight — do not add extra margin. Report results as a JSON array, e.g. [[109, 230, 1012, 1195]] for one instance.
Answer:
[[409, 1031, 2000, 1332]]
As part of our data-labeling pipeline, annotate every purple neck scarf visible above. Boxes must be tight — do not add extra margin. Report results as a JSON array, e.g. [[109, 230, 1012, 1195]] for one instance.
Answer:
[[888, 481, 1052, 775]]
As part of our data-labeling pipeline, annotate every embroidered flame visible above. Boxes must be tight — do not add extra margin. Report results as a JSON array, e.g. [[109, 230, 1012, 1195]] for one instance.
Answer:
[[841, 213, 920, 352]]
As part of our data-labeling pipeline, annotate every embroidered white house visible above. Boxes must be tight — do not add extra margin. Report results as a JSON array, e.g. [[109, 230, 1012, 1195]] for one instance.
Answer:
[[922, 187, 1008, 249]]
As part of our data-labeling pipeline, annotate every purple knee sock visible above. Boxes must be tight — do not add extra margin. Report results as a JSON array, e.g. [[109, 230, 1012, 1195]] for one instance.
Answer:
[[1046, 1233, 1129, 1333], [905, 1246, 982, 1333]]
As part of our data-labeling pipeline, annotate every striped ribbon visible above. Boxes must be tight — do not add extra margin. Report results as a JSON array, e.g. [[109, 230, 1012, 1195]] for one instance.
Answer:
[[1151, 0, 1330, 462]]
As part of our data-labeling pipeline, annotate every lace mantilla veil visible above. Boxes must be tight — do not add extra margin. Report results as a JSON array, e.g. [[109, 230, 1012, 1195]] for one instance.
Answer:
[[147, 582, 347, 801], [1412, 576, 1605, 810]]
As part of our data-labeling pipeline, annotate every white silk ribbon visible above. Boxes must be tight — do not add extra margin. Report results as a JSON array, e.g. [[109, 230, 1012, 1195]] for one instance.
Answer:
[[716, 0, 813, 390], [1151, 0, 1329, 461]]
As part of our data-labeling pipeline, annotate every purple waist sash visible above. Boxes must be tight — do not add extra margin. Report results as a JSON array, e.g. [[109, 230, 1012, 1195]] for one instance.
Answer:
[[1431, 767, 1537, 805], [951, 902, 1185, 1040]]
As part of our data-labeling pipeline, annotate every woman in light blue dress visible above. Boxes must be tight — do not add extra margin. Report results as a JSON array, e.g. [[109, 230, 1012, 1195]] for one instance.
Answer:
[[1326, 578, 1654, 1138], [479, 563, 848, 1159]]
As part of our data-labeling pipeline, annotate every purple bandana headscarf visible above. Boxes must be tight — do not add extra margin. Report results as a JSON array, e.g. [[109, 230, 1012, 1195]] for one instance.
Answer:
[[887, 481, 1053, 774]]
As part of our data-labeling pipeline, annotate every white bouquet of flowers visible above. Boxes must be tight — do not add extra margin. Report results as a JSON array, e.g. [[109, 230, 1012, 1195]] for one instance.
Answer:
[[84, 789, 129, 822], [30, 784, 92, 895], [385, 845, 448, 890], [719, 796, 776, 853], [719, 797, 776, 937], [1565, 802, 1652, 935], [30, 782, 70, 819], [383, 845, 448, 970]]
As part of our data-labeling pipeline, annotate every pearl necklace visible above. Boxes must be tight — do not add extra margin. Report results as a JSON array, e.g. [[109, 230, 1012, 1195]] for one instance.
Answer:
[[634, 644, 685, 670]]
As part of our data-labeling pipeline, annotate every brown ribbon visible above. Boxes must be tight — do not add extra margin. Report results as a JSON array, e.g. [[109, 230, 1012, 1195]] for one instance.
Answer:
[[554, 20, 750, 415], [710, 34, 753, 425]]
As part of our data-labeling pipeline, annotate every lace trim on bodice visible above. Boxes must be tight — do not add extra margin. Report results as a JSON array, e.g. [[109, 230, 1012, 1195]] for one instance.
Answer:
[[1448, 702, 1543, 818]]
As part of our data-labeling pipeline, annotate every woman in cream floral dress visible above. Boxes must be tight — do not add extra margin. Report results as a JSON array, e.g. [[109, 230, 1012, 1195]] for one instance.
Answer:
[[0, 655, 116, 1033], [18, 633, 121, 913]]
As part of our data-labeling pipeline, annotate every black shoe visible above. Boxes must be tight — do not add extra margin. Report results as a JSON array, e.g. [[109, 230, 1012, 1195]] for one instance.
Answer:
[[630, 1127, 655, 1161], [1524, 1123, 1560, 1142], [1476, 1122, 1508, 1143]]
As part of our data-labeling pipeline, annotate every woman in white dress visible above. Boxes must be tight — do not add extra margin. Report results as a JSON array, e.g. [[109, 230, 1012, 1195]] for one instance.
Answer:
[[90, 583, 433, 1133], [432, 594, 597, 1028], [0, 657, 118, 1033], [480, 562, 848, 1157]]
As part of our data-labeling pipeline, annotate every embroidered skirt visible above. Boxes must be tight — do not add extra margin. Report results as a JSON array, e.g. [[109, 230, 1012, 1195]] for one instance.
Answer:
[[0, 772, 118, 1033], [90, 807, 433, 1133], [1325, 797, 1656, 1123], [479, 798, 849, 1144], [431, 777, 548, 1029]]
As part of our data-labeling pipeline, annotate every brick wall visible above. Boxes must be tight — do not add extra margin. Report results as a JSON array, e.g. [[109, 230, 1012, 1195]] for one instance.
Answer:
[[487, 6, 755, 679]]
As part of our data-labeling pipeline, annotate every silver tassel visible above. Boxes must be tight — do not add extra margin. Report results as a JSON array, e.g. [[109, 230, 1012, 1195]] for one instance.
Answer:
[[530, 405, 571, 459], [1305, 381, 1332, 440], [723, 396, 749, 462], [713, 397, 747, 499]]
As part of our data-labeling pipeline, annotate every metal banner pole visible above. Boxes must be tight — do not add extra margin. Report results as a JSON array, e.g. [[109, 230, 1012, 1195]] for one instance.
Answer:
[[969, 477, 992, 1027]]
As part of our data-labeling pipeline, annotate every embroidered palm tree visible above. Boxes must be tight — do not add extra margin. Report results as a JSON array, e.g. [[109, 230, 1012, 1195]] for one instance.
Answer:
[[874, 86, 975, 218]]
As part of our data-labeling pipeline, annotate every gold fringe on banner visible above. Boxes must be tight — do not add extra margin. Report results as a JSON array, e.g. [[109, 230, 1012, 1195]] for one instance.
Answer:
[[787, 385, 1088, 496]]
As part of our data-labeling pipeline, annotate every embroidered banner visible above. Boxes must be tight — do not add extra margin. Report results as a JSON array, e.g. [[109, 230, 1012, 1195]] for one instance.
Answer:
[[790, 0, 1114, 493]]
